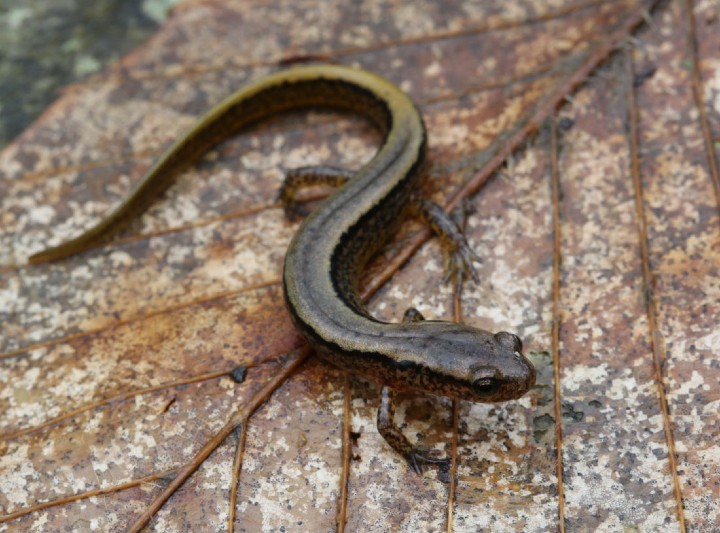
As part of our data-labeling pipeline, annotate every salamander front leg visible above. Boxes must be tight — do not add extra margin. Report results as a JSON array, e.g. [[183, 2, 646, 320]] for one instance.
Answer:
[[278, 166, 354, 220], [376, 306, 449, 474], [377, 386, 449, 474], [411, 198, 481, 290]]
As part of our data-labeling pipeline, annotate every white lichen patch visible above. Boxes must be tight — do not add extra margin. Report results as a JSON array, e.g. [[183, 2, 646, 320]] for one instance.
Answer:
[[108, 250, 134, 268], [563, 439, 676, 532], [0, 444, 38, 507], [562, 363, 608, 393], [27, 205, 56, 225], [675, 370, 709, 399]]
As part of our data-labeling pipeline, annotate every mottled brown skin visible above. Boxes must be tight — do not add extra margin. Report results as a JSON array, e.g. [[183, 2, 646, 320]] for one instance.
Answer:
[[29, 64, 536, 473]]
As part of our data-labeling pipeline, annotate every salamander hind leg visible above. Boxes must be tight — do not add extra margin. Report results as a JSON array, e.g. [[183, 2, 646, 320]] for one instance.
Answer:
[[410, 198, 481, 290], [277, 166, 354, 220], [377, 385, 449, 475]]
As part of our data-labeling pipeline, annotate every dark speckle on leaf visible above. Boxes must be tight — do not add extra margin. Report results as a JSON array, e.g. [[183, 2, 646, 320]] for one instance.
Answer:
[[562, 402, 585, 422], [558, 117, 574, 131], [231, 365, 247, 383], [633, 65, 657, 87]]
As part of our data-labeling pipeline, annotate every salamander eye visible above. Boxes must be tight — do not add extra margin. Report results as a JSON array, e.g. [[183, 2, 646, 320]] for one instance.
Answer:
[[471, 367, 500, 397], [494, 331, 523, 352], [473, 377, 500, 396]]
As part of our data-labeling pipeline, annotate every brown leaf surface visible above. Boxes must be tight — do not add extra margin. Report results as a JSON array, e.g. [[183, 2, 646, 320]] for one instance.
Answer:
[[1, 0, 718, 531]]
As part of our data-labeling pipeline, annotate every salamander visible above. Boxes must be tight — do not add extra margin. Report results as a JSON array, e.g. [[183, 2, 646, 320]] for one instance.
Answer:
[[30, 64, 536, 473]]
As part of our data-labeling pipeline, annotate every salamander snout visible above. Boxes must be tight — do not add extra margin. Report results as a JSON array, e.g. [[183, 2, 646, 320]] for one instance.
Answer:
[[491, 331, 536, 399]]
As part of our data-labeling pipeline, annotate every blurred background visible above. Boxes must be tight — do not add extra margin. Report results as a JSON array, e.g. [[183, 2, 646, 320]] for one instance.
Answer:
[[0, 0, 182, 150]]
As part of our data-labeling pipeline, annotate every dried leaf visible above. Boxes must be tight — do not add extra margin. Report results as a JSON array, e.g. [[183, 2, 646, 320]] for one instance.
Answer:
[[2, 0, 718, 532]]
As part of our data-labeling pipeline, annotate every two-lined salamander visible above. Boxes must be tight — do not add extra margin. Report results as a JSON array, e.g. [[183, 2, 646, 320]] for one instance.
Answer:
[[30, 64, 536, 473]]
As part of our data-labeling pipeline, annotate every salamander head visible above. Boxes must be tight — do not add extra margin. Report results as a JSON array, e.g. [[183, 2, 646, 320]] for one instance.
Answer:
[[393, 323, 536, 402], [465, 330, 536, 402]]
